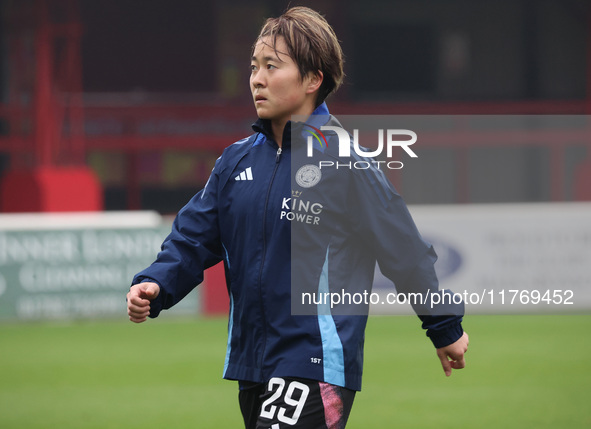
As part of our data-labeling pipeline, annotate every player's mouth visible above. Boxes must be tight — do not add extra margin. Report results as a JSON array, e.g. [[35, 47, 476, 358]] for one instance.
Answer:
[[254, 94, 267, 104]]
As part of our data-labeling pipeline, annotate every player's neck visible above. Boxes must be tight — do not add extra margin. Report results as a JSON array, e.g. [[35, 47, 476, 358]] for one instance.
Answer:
[[271, 102, 317, 147], [271, 119, 287, 148]]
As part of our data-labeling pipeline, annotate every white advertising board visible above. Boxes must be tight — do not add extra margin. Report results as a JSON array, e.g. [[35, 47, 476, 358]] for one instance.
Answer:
[[0, 211, 198, 321], [371, 202, 591, 314]]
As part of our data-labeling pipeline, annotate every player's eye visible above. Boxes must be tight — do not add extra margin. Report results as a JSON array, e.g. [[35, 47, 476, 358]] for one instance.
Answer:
[[250, 64, 258, 72], [267, 64, 277, 70]]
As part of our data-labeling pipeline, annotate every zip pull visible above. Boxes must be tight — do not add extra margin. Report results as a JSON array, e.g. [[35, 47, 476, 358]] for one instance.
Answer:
[[275, 147, 282, 163]]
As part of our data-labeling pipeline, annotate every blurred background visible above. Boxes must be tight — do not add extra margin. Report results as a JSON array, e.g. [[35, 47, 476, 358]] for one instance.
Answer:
[[0, 0, 589, 214]]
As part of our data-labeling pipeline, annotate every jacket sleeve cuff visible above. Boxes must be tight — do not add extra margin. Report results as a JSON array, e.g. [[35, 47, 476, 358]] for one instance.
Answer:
[[426, 321, 464, 349]]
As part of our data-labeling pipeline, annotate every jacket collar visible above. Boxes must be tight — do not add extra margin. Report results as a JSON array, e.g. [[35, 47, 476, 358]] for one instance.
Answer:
[[251, 102, 331, 148]]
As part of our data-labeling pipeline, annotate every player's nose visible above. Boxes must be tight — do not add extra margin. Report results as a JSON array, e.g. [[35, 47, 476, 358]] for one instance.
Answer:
[[251, 70, 266, 88]]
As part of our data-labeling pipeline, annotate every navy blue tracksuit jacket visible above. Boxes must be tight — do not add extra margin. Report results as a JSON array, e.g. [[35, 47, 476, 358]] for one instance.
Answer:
[[133, 103, 464, 391]]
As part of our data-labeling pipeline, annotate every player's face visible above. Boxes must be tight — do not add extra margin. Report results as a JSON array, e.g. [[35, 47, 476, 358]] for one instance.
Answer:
[[250, 36, 315, 125]]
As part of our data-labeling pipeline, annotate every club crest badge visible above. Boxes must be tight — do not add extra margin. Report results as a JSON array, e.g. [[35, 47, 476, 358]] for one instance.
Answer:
[[295, 164, 322, 188]]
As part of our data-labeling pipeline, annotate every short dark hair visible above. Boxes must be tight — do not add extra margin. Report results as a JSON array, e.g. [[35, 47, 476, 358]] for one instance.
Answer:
[[253, 6, 345, 106]]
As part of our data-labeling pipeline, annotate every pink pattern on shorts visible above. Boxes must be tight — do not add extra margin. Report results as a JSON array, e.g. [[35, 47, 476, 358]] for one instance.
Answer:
[[319, 382, 345, 429]]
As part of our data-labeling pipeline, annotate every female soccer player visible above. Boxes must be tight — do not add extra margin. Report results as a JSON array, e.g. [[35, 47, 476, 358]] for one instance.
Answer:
[[127, 7, 468, 428]]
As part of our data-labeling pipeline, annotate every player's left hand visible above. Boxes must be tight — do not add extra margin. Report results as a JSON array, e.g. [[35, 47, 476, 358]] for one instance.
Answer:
[[436, 332, 469, 377]]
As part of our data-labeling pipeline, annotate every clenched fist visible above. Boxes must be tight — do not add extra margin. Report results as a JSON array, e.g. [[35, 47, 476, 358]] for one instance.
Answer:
[[127, 282, 160, 323]]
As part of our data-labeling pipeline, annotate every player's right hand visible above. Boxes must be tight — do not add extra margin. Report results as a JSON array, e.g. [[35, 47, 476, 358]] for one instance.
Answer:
[[127, 282, 160, 323]]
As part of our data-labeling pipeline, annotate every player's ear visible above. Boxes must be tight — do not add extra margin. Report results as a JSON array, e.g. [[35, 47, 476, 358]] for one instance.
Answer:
[[305, 70, 323, 94]]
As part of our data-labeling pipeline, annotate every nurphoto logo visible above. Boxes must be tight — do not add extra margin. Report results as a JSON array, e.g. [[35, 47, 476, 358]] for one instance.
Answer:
[[305, 125, 418, 170]]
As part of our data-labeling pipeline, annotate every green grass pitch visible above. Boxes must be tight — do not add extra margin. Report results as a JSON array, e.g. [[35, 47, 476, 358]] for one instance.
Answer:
[[1, 314, 589, 428]]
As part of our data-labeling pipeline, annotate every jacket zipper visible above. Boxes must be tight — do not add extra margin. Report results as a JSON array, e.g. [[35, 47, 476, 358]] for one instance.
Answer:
[[257, 146, 282, 373]]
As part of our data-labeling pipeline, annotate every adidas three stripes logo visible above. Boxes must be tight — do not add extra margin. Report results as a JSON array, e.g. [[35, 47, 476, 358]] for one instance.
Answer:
[[234, 167, 253, 181]]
